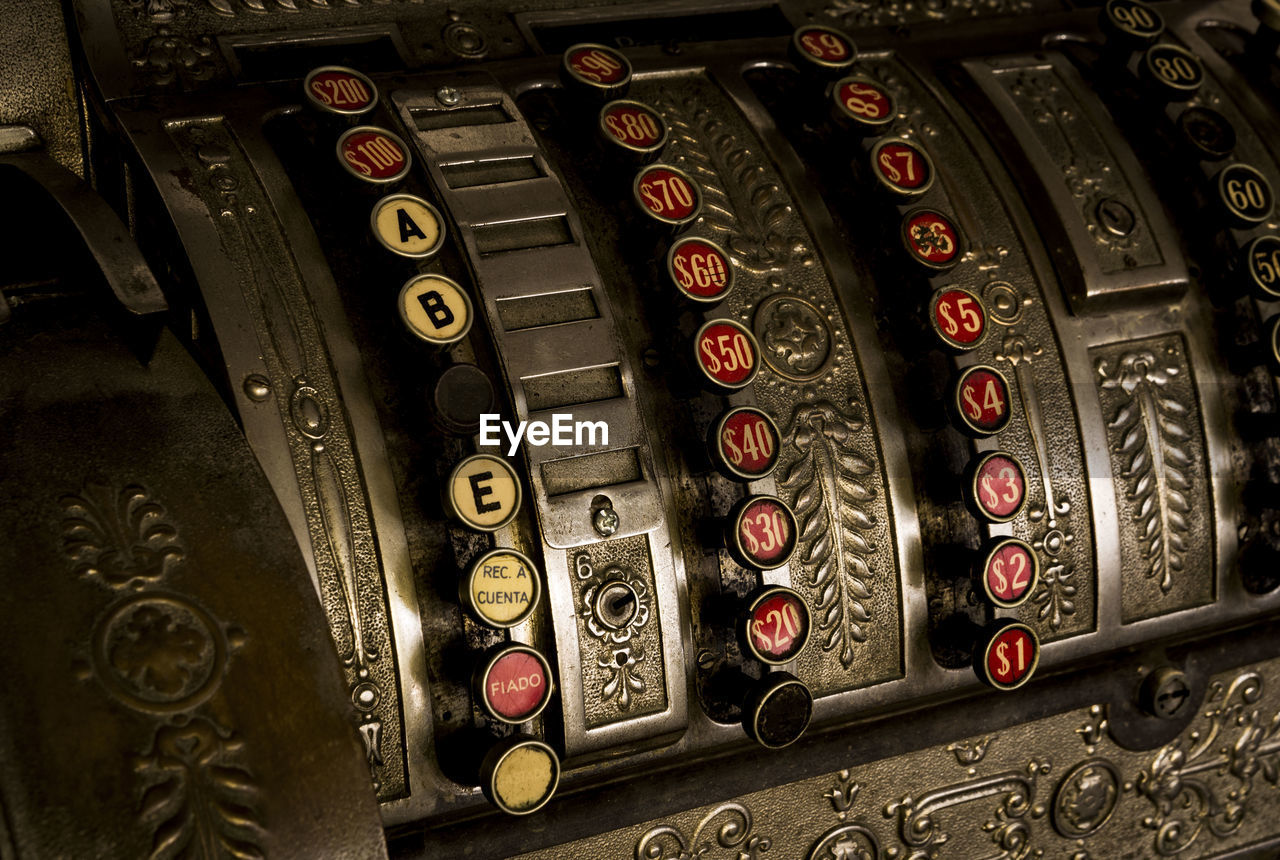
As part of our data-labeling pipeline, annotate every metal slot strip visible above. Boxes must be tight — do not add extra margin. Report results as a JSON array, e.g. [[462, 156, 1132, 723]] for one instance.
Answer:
[[962, 53, 1188, 313], [394, 73, 686, 761]]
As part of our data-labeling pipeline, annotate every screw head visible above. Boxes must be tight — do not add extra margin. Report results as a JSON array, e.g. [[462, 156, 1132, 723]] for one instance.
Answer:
[[1141, 666, 1191, 719], [436, 86, 461, 106], [593, 506, 619, 537], [1096, 197, 1136, 237]]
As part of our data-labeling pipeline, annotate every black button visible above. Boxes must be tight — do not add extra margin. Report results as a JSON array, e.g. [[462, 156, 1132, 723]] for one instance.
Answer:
[[1178, 107, 1236, 160], [433, 364, 495, 435], [743, 672, 813, 748]]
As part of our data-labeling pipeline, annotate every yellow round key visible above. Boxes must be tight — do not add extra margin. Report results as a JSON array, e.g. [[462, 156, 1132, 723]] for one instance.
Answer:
[[371, 194, 446, 258], [448, 454, 521, 531], [398, 274, 472, 345]]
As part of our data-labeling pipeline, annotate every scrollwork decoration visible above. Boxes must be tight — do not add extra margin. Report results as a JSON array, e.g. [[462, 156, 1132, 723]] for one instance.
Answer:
[[1132, 672, 1280, 855], [635, 803, 770, 860], [575, 553, 651, 711], [778, 401, 878, 669], [884, 760, 1049, 855]]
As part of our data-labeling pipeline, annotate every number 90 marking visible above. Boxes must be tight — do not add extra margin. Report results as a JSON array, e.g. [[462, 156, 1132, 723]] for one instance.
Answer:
[[564, 44, 631, 89], [1104, 0, 1164, 39]]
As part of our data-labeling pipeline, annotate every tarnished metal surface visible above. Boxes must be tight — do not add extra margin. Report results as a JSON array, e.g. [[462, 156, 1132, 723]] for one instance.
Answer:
[[0, 313, 386, 858], [964, 52, 1189, 312], [514, 652, 1280, 859], [0, 0, 81, 176], [1092, 334, 1215, 620], [72, 0, 1066, 101], [639, 71, 904, 696], [1, 0, 1280, 856]]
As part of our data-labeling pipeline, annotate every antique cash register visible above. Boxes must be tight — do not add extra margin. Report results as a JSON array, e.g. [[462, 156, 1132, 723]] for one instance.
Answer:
[[2, 0, 1280, 856]]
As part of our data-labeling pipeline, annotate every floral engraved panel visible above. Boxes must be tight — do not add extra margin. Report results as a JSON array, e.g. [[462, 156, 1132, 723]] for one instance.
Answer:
[[632, 74, 901, 696], [58, 482, 264, 857], [991, 64, 1163, 274], [62, 483, 184, 588], [865, 57, 1096, 643], [778, 401, 879, 669], [164, 118, 404, 798], [571, 536, 666, 727], [1092, 335, 1212, 621], [514, 658, 1280, 860], [135, 716, 264, 860]]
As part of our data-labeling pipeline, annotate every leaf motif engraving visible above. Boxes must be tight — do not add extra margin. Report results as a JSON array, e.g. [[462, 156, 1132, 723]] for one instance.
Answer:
[[207, 0, 321, 14], [1031, 563, 1075, 628], [135, 717, 264, 860], [61, 484, 184, 588], [652, 91, 809, 274], [1097, 352, 1191, 593], [778, 401, 877, 669]]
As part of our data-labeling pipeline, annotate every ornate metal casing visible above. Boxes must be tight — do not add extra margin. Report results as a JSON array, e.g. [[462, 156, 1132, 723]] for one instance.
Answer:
[[0, 0, 1279, 856]]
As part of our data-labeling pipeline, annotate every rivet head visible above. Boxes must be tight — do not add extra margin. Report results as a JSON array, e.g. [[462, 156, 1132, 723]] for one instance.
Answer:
[[243, 374, 271, 402]]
